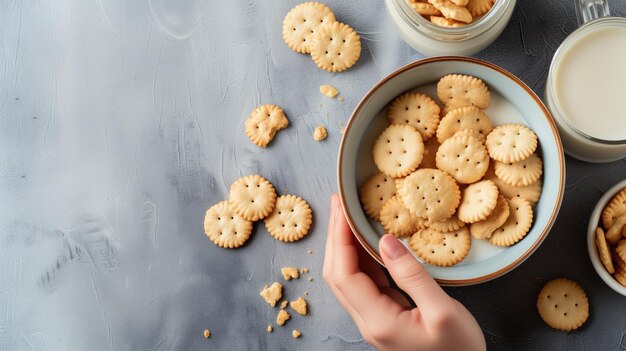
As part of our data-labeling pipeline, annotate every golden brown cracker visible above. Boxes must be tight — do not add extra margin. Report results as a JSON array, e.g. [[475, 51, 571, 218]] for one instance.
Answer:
[[204, 201, 253, 249], [373, 124, 425, 178], [264, 195, 313, 242], [536, 278, 589, 332], [398, 168, 461, 222]]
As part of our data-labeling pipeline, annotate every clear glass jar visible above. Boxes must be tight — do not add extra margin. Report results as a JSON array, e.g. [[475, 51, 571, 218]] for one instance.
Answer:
[[544, 0, 626, 163], [384, 0, 516, 56]]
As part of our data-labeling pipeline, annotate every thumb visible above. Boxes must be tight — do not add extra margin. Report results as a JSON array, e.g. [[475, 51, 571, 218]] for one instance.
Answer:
[[379, 234, 451, 317]]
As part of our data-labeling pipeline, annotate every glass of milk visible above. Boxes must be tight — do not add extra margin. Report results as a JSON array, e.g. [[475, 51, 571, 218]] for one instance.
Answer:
[[544, 0, 626, 163]]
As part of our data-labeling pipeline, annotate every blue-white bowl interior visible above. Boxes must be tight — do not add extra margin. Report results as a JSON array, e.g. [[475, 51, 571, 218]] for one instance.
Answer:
[[339, 59, 564, 284]]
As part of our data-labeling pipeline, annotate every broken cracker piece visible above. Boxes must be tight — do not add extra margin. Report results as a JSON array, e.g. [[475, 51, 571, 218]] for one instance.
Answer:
[[267, 325, 273, 333], [277, 309, 291, 326], [320, 84, 339, 98], [300, 267, 309, 274], [290, 297, 308, 315], [281, 267, 300, 280], [280, 300, 288, 309], [313, 126, 328, 141], [203, 329, 211, 338], [260, 282, 283, 306], [292, 329, 302, 338]]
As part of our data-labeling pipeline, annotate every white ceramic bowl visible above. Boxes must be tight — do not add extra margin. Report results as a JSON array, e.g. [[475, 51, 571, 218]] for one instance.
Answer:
[[338, 57, 565, 286], [587, 179, 626, 296]]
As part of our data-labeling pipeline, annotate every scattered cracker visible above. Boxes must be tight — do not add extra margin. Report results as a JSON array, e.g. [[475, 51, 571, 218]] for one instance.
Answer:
[[313, 126, 328, 141], [277, 309, 291, 326], [435, 134, 490, 184], [494, 153, 543, 187], [281, 267, 300, 280], [304, 291, 309, 296], [229, 175, 277, 221], [380, 195, 424, 238], [430, 15, 465, 27], [320, 84, 339, 98], [420, 138, 440, 169], [204, 201, 253, 249], [290, 297, 308, 315], [469, 195, 510, 240], [485, 164, 543, 206], [458, 180, 499, 224], [307, 249, 313, 254], [264, 195, 313, 242], [310, 21, 361, 72], [452, 128, 486, 144], [596, 227, 615, 274], [308, 277, 313, 282], [292, 329, 302, 338], [203, 329, 211, 338], [489, 197, 533, 247], [245, 104, 289, 148], [359, 171, 397, 221], [300, 267, 309, 274], [437, 74, 490, 109], [426, 213, 465, 233], [536, 278, 589, 332], [280, 300, 289, 309], [260, 282, 283, 307], [387, 92, 441, 141], [267, 325, 273, 333], [398, 168, 461, 222], [282, 2, 336, 54], [466, 0, 495, 17], [605, 215, 626, 245], [485, 124, 538, 163], [436, 106, 493, 143], [602, 188, 626, 229], [373, 124, 424, 178], [409, 227, 471, 267], [428, 0, 472, 23]]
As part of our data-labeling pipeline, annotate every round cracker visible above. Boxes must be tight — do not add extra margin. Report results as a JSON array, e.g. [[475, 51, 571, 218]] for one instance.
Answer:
[[204, 201, 253, 249], [264, 195, 313, 242], [466, 0, 495, 17], [616, 239, 626, 264], [458, 180, 499, 224], [426, 213, 465, 233], [408, 227, 471, 267], [281, 2, 336, 54], [437, 74, 490, 109], [229, 175, 277, 221], [436, 106, 493, 143], [310, 21, 361, 73], [489, 197, 533, 247], [435, 134, 490, 184], [380, 195, 424, 238], [595, 227, 615, 274], [428, 0, 473, 23], [245, 104, 289, 148], [494, 153, 543, 187], [536, 278, 589, 332], [485, 124, 538, 163], [411, 2, 442, 16], [605, 215, 626, 245], [601, 188, 626, 229], [373, 124, 424, 178], [452, 128, 486, 144], [470, 195, 510, 240], [484, 163, 542, 206], [359, 171, 397, 221], [398, 168, 461, 222], [387, 92, 441, 141]]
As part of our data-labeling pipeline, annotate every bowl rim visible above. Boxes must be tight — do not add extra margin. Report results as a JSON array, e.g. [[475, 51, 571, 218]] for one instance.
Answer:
[[587, 178, 626, 296], [337, 56, 565, 286]]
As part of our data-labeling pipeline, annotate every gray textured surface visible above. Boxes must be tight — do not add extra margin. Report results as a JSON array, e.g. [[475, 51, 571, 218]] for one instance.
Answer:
[[1, 0, 626, 350]]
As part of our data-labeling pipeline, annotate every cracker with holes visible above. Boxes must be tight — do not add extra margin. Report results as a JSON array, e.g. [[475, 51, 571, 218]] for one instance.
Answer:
[[428, 0, 472, 23], [494, 153, 543, 187], [229, 175, 277, 221], [437, 74, 490, 109], [426, 213, 465, 233], [310, 21, 361, 72], [436, 106, 493, 143], [204, 201, 253, 249], [452, 128, 486, 144], [380, 195, 425, 238], [409, 227, 471, 266], [486, 124, 538, 163], [264, 195, 313, 242], [489, 197, 533, 247], [602, 188, 626, 229], [387, 92, 441, 140], [435, 134, 490, 184], [470, 195, 510, 240], [360, 171, 397, 221], [373, 124, 424, 178], [245, 104, 289, 147], [457, 180, 499, 224], [260, 282, 283, 306], [398, 168, 461, 222], [484, 163, 543, 206], [595, 227, 615, 274], [536, 278, 589, 332], [282, 2, 336, 54]]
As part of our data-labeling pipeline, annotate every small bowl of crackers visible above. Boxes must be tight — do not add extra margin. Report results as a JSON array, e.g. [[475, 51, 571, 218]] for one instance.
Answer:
[[588, 179, 626, 296], [338, 56, 565, 285]]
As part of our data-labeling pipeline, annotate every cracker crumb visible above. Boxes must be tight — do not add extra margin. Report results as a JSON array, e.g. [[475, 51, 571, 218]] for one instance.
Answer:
[[313, 126, 328, 141], [304, 291, 309, 296], [292, 329, 302, 338], [280, 300, 288, 309], [260, 282, 283, 306], [267, 325, 273, 333], [340, 127, 345, 135], [319, 85, 339, 98], [308, 277, 314, 282], [300, 267, 309, 274], [277, 309, 291, 326], [307, 249, 313, 254], [290, 297, 308, 315], [281, 266, 300, 280], [339, 95, 345, 102], [203, 329, 211, 338]]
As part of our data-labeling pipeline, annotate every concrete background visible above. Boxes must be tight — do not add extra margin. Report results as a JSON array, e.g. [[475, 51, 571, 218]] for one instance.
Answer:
[[1, 0, 625, 350]]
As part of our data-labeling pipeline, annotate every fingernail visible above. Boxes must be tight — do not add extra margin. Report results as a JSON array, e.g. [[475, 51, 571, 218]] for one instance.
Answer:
[[381, 234, 408, 260]]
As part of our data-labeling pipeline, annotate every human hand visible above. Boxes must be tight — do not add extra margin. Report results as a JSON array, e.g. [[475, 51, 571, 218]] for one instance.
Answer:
[[323, 194, 486, 351]]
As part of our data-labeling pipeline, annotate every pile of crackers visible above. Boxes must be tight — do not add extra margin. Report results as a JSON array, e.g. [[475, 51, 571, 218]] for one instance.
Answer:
[[595, 187, 626, 286], [360, 74, 544, 266], [409, 0, 496, 27]]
